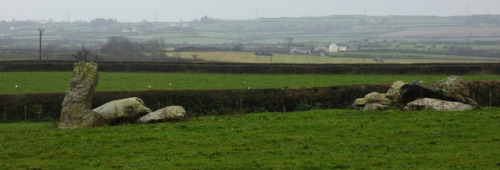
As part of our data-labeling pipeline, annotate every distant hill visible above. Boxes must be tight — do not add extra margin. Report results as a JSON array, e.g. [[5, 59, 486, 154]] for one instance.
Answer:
[[1, 15, 500, 49]]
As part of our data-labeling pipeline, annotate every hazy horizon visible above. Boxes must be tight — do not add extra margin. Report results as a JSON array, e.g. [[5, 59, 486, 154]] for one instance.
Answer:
[[1, 0, 500, 23]]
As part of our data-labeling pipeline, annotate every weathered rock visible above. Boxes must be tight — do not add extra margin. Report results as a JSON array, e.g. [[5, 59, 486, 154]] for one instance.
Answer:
[[352, 92, 391, 110], [138, 106, 186, 124], [60, 62, 105, 129], [93, 97, 152, 125], [363, 103, 389, 111], [399, 76, 479, 108], [353, 98, 368, 106], [405, 98, 475, 111], [386, 80, 405, 101], [438, 76, 470, 97], [364, 92, 392, 105]]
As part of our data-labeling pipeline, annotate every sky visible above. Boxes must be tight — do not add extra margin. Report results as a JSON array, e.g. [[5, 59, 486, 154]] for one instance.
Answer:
[[0, 0, 499, 22]]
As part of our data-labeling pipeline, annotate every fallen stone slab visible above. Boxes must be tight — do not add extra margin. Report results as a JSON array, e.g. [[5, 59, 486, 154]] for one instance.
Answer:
[[363, 103, 389, 111], [93, 97, 152, 125], [400, 76, 478, 108], [138, 106, 186, 124], [404, 98, 475, 111]]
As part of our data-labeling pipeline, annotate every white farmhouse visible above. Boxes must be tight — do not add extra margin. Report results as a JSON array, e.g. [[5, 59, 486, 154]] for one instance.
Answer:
[[328, 43, 347, 53]]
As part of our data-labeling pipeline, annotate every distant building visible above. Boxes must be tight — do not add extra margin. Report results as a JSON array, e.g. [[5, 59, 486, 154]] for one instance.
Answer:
[[347, 46, 359, 52], [290, 47, 311, 55], [314, 45, 329, 56], [314, 45, 328, 52], [328, 43, 348, 52], [254, 52, 273, 56]]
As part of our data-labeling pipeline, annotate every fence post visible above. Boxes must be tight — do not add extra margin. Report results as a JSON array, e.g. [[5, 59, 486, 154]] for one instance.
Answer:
[[3, 106, 6, 121], [24, 105, 27, 120], [490, 91, 493, 107]]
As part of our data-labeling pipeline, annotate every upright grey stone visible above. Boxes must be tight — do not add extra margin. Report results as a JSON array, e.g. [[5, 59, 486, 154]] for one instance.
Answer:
[[59, 62, 105, 129]]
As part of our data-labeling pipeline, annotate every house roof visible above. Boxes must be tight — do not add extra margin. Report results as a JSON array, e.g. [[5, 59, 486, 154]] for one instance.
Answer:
[[291, 47, 311, 51], [330, 43, 347, 47], [315, 45, 328, 51]]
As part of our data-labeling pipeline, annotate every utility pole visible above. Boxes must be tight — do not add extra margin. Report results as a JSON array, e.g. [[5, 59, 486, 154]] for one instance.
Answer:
[[154, 9, 157, 23], [38, 28, 44, 61], [466, 4, 470, 17]]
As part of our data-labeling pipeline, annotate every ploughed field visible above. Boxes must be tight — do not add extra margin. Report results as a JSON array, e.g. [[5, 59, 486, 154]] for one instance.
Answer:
[[1, 72, 499, 94], [169, 52, 500, 64], [1, 109, 499, 169]]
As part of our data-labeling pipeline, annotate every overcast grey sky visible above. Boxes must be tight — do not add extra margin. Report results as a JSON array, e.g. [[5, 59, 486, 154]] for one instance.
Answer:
[[1, 0, 499, 22]]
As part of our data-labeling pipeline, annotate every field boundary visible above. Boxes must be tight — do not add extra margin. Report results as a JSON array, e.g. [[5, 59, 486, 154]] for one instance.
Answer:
[[1, 61, 500, 74], [0, 81, 498, 122]]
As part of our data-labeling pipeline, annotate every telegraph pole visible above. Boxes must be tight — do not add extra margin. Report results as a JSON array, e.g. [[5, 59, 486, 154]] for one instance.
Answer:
[[38, 28, 44, 61]]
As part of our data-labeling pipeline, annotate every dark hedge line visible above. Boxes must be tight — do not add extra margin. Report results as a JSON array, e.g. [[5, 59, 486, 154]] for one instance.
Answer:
[[1, 81, 499, 122], [0, 84, 389, 122], [1, 61, 500, 75]]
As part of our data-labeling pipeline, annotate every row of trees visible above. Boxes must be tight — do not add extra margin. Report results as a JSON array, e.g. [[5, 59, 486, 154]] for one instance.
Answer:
[[100, 36, 166, 56]]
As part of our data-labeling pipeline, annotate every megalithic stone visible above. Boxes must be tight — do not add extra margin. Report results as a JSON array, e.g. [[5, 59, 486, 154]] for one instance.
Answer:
[[59, 61, 105, 129]]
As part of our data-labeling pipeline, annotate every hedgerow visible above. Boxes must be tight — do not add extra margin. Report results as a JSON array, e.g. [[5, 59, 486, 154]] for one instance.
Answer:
[[1, 81, 498, 122]]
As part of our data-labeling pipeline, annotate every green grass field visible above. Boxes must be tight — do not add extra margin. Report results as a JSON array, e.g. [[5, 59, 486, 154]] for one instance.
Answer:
[[1, 72, 499, 94], [1, 108, 499, 169]]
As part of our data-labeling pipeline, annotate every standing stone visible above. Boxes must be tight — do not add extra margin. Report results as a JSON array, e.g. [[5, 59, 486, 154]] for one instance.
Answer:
[[59, 62, 105, 129], [137, 106, 186, 124]]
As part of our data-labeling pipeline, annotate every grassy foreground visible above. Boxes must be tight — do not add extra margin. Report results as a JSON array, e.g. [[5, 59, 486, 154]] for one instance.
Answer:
[[1, 72, 499, 94], [1, 108, 499, 169]]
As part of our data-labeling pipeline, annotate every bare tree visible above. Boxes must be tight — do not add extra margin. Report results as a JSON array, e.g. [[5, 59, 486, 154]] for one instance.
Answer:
[[73, 46, 91, 61], [285, 37, 294, 49]]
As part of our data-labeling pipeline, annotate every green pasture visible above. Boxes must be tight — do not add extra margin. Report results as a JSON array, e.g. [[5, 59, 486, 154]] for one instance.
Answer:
[[1, 108, 499, 169], [1, 72, 499, 94]]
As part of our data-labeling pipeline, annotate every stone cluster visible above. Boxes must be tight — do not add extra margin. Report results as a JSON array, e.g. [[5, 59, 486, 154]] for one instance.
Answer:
[[60, 62, 185, 129], [352, 76, 479, 111]]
